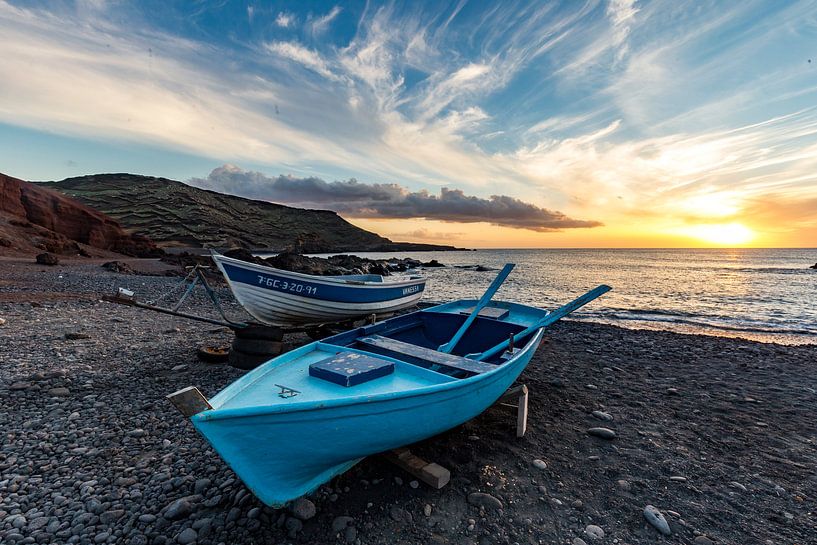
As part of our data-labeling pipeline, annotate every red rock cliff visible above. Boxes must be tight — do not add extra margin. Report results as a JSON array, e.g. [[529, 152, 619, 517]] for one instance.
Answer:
[[0, 172, 160, 257]]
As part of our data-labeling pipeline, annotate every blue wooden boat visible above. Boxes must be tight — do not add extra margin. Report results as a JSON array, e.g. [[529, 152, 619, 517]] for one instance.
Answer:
[[173, 267, 610, 507], [211, 251, 427, 326]]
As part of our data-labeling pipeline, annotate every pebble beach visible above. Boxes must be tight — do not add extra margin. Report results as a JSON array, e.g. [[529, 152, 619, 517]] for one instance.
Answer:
[[1, 257, 815, 545]]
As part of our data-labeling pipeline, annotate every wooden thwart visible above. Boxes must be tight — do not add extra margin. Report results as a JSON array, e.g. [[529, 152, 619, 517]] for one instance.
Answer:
[[357, 335, 496, 375], [458, 305, 510, 320]]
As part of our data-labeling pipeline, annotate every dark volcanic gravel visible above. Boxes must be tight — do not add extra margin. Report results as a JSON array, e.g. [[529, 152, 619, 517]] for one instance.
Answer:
[[1, 257, 816, 545]]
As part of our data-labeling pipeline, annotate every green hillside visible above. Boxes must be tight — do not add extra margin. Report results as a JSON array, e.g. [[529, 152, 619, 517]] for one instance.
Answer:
[[45, 174, 455, 252]]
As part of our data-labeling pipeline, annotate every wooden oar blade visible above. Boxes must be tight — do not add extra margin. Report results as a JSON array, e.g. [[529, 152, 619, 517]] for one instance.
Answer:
[[537, 284, 612, 328]]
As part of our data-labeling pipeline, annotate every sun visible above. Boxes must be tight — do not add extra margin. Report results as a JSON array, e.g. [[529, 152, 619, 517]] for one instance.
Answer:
[[678, 222, 755, 246]]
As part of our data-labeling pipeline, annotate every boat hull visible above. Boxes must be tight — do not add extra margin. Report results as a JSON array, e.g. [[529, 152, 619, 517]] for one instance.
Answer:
[[211, 253, 426, 325], [191, 327, 543, 506]]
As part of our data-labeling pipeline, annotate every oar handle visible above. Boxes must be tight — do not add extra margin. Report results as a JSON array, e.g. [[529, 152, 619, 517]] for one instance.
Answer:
[[471, 284, 612, 361]]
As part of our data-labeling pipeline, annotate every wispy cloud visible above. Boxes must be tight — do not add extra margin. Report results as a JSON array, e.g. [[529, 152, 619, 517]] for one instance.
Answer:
[[265, 41, 341, 81], [387, 227, 465, 241], [188, 164, 602, 231], [308, 6, 341, 36], [275, 11, 294, 28], [607, 0, 639, 60]]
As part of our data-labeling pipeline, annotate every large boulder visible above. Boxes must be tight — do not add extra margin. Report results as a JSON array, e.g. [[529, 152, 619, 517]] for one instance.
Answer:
[[36, 252, 59, 266]]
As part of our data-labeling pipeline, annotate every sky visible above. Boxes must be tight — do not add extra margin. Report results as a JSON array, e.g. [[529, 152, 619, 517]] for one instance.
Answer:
[[1, 0, 816, 248]]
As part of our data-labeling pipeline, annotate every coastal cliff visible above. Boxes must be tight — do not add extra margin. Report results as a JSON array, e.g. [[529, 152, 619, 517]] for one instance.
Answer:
[[45, 174, 460, 253], [0, 173, 159, 257]]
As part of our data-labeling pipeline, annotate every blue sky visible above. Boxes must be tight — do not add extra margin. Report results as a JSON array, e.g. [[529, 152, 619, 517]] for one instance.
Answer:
[[1, 1, 816, 246]]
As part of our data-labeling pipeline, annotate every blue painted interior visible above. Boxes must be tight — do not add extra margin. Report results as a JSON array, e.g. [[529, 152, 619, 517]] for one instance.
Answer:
[[439, 263, 514, 353]]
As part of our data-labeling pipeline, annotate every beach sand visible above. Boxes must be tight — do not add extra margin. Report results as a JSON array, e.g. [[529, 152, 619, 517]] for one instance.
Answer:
[[0, 257, 815, 544]]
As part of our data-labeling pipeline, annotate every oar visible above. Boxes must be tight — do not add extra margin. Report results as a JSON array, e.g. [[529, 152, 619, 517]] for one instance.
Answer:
[[438, 263, 515, 353], [468, 284, 612, 361]]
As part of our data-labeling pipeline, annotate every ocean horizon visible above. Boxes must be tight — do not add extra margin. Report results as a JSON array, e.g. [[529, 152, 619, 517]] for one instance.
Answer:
[[300, 248, 817, 345]]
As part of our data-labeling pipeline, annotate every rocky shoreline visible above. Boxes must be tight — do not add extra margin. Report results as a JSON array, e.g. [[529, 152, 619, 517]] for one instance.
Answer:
[[1, 257, 815, 545]]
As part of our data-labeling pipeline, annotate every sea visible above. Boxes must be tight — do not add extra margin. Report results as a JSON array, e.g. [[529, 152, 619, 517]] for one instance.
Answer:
[[312, 248, 817, 346]]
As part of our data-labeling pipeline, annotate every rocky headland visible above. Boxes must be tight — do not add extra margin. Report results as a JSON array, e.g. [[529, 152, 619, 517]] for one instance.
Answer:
[[44, 174, 462, 253]]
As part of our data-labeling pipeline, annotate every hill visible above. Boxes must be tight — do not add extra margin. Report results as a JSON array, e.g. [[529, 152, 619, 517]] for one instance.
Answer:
[[45, 174, 458, 253], [0, 172, 159, 257]]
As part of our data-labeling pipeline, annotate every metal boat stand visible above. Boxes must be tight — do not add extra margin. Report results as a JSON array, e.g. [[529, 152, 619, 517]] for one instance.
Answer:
[[102, 265, 395, 335], [102, 265, 248, 329], [384, 382, 529, 489]]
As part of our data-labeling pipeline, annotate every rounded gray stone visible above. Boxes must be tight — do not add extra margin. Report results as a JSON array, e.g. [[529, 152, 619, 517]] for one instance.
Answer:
[[587, 427, 616, 440], [9, 382, 32, 391], [176, 528, 197, 545], [584, 524, 605, 540], [644, 505, 671, 535], [467, 492, 503, 511], [289, 497, 316, 520], [285, 517, 303, 536], [591, 410, 613, 421], [389, 506, 413, 523], [162, 499, 191, 521], [331, 516, 354, 533]]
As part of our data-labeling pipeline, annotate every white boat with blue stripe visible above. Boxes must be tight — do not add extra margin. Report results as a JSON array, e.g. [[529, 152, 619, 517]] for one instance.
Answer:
[[211, 251, 427, 326]]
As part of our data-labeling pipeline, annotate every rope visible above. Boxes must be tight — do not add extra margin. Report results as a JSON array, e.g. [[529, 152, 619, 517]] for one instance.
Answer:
[[145, 267, 198, 306]]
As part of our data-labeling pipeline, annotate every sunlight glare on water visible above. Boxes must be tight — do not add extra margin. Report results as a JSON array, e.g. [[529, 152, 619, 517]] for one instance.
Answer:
[[306, 248, 817, 345]]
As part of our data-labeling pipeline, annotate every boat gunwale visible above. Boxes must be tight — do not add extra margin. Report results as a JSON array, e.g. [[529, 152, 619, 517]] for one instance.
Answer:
[[192, 326, 545, 422], [212, 252, 427, 289]]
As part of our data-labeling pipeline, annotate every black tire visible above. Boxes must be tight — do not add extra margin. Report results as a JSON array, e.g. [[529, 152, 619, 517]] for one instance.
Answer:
[[305, 326, 333, 340], [228, 349, 273, 370], [197, 345, 230, 363], [234, 325, 284, 341], [231, 338, 284, 356]]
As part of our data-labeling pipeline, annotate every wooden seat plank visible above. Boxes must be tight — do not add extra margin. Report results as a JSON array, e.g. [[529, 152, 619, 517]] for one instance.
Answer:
[[357, 335, 496, 375], [458, 306, 510, 320]]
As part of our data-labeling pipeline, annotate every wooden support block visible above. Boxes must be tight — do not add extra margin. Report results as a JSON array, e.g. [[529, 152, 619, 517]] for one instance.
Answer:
[[166, 386, 212, 417], [497, 383, 528, 438], [384, 448, 451, 489], [516, 385, 528, 438]]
